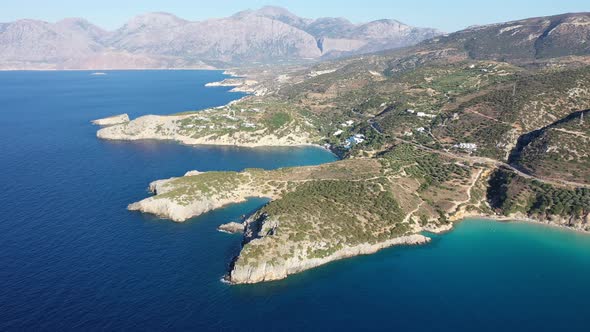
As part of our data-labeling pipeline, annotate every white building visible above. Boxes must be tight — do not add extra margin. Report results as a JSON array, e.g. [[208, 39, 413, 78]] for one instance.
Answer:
[[454, 143, 478, 151], [416, 112, 436, 118], [344, 134, 366, 148], [348, 134, 365, 144], [341, 120, 355, 127]]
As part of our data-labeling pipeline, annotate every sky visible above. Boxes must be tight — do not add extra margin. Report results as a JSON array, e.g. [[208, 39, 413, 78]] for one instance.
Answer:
[[1, 0, 588, 32]]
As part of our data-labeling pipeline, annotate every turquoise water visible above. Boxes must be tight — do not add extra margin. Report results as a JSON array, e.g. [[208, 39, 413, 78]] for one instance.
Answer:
[[1, 71, 589, 331]]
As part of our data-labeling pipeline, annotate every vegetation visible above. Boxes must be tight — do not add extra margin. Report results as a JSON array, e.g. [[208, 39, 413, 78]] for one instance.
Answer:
[[488, 169, 590, 220], [239, 179, 408, 266], [126, 15, 590, 282]]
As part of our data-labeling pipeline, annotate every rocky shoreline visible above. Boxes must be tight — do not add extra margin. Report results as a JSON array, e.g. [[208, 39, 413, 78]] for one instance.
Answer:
[[225, 212, 590, 285], [127, 175, 276, 222], [227, 234, 431, 284], [462, 213, 590, 234]]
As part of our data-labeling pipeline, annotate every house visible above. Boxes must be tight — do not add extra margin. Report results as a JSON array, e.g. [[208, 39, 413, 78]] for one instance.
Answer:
[[416, 127, 426, 133], [406, 109, 415, 114], [417, 112, 436, 118], [341, 120, 355, 127], [333, 129, 343, 136], [454, 143, 478, 151], [343, 134, 366, 149], [348, 134, 365, 144]]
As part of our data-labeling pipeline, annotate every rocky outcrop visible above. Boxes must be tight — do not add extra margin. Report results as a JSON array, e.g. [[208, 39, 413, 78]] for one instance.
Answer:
[[128, 196, 245, 222], [128, 180, 271, 222], [91, 114, 130, 126], [228, 233, 430, 284], [504, 212, 590, 233], [127, 170, 279, 222], [218, 222, 245, 234]]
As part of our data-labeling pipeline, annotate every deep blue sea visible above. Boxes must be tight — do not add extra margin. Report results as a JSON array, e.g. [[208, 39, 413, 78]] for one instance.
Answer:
[[1, 70, 589, 331]]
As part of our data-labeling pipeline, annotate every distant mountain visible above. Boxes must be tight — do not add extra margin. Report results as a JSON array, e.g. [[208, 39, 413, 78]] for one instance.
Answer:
[[0, 6, 441, 70]]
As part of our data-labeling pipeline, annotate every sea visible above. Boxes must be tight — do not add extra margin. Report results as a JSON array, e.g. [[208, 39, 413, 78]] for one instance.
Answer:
[[0, 70, 589, 331]]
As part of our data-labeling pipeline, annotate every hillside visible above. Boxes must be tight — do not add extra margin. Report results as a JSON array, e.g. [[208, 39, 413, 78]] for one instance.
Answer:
[[0, 6, 439, 70], [95, 12, 590, 283]]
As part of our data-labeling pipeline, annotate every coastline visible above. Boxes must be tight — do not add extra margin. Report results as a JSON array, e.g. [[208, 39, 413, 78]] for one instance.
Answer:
[[92, 70, 588, 286], [227, 234, 431, 284], [225, 214, 589, 284], [462, 215, 590, 235], [91, 66, 322, 149], [98, 132, 328, 149]]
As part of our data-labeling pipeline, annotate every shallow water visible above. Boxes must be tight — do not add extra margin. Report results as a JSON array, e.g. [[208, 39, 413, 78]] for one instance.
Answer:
[[1, 71, 589, 331]]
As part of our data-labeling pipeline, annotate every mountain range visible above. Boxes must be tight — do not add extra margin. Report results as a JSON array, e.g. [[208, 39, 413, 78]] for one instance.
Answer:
[[0, 6, 441, 70]]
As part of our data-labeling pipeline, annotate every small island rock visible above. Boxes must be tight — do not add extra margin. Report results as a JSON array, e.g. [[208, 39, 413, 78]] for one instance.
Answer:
[[218, 222, 245, 234]]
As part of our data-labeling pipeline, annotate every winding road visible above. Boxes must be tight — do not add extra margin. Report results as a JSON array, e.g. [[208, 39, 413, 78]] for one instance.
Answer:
[[368, 119, 590, 189]]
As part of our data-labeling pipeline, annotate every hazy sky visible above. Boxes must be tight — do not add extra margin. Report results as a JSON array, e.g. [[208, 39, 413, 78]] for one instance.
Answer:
[[1, 0, 588, 32]]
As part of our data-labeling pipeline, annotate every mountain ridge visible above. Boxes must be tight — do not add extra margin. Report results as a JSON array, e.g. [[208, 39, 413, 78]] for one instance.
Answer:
[[0, 6, 441, 70]]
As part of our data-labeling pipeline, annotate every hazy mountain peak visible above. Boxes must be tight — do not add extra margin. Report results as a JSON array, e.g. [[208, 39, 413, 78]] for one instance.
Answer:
[[55, 18, 106, 36], [255, 5, 299, 18], [57, 17, 93, 26], [124, 12, 186, 29], [234, 5, 312, 29]]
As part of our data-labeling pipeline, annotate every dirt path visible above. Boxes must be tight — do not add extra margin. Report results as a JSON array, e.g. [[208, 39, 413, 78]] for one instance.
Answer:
[[392, 137, 590, 189]]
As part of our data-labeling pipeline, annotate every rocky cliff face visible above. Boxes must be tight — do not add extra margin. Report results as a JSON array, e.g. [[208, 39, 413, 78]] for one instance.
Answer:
[[0, 6, 440, 69]]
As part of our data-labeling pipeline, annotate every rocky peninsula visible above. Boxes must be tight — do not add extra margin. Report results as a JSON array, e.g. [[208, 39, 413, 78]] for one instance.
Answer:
[[126, 147, 499, 283], [96, 101, 318, 148]]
